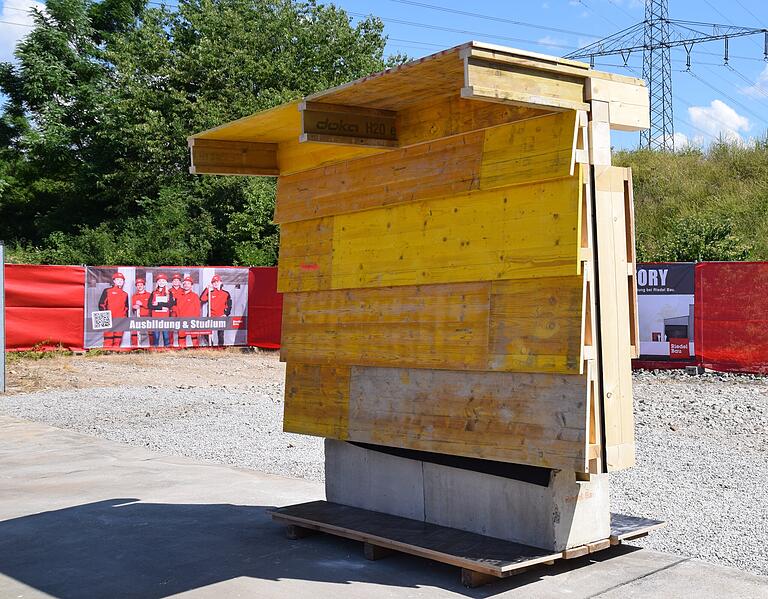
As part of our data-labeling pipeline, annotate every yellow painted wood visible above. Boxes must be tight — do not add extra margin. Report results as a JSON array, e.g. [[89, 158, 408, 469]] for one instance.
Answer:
[[280, 275, 584, 375], [480, 112, 578, 188], [347, 366, 589, 471], [283, 363, 350, 439], [277, 218, 334, 292], [275, 131, 484, 223], [327, 174, 582, 291]]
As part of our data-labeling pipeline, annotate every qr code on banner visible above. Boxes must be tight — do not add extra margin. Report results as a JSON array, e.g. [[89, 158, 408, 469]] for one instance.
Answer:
[[91, 310, 113, 330]]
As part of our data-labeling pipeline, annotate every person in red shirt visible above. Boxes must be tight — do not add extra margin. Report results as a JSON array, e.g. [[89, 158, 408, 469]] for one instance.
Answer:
[[176, 275, 202, 347], [168, 272, 184, 346], [147, 273, 175, 347], [98, 272, 129, 348], [200, 274, 232, 346], [130, 278, 152, 348]]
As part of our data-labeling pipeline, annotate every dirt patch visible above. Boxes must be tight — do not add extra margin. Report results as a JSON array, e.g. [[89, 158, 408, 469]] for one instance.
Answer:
[[5, 349, 284, 394]]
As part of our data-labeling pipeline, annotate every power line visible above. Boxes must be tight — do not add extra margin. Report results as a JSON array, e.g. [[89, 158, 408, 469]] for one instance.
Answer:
[[0, 19, 34, 28], [733, 0, 762, 24], [347, 12, 579, 50], [386, 0, 600, 38], [686, 68, 765, 123]]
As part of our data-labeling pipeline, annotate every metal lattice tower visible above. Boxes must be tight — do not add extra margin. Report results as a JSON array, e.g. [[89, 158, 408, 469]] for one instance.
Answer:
[[565, 1, 768, 151], [641, 0, 673, 150]]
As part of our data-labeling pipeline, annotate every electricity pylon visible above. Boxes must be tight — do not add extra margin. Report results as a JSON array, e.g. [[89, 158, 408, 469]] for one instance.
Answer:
[[565, 0, 767, 151]]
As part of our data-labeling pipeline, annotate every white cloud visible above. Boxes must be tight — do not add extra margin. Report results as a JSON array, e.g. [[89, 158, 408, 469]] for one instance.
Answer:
[[672, 132, 690, 149], [537, 35, 566, 49], [688, 99, 750, 143], [741, 64, 768, 99], [0, 0, 45, 62]]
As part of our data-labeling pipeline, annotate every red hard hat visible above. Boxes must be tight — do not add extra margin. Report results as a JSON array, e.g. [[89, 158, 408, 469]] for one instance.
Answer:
[[172, 272, 182, 280], [211, 274, 222, 283], [112, 272, 125, 280], [183, 275, 194, 283], [135, 278, 145, 284], [156, 273, 168, 281]]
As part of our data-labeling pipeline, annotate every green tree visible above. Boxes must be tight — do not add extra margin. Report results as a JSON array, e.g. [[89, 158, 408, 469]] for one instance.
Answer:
[[0, 0, 398, 265]]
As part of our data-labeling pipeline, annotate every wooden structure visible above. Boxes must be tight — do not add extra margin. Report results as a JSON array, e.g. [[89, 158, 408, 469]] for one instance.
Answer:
[[189, 41, 656, 585]]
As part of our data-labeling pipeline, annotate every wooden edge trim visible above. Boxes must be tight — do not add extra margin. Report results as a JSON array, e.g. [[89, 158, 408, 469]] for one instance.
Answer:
[[299, 100, 397, 118]]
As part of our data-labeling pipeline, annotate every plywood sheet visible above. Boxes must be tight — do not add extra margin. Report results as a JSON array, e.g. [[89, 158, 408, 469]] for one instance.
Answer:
[[280, 275, 584, 375], [283, 363, 350, 439], [282, 363, 589, 470], [277, 175, 582, 293], [275, 131, 484, 223]]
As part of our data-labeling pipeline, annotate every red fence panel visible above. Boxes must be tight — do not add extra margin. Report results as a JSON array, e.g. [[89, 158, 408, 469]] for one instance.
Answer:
[[6, 265, 85, 351], [247, 267, 282, 349], [695, 262, 768, 374]]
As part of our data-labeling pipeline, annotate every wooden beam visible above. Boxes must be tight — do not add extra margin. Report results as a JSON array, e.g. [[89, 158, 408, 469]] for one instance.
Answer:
[[299, 101, 398, 147], [188, 138, 278, 176]]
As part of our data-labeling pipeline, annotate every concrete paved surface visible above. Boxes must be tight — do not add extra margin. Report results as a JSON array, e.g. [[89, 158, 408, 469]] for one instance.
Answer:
[[1, 415, 766, 599]]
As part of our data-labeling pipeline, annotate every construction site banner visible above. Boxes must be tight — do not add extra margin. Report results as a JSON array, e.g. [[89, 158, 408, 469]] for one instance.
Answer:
[[636, 262, 695, 361], [84, 267, 249, 349], [695, 262, 768, 374]]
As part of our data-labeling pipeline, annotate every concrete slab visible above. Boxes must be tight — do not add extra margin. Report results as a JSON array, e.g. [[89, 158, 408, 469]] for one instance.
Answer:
[[1, 414, 766, 599]]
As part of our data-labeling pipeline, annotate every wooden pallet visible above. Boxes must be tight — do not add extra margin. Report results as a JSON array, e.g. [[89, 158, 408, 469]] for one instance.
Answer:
[[271, 500, 665, 588]]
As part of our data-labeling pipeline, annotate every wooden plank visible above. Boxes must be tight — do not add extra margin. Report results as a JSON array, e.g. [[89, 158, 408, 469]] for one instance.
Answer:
[[562, 545, 589, 559], [347, 366, 589, 470], [396, 94, 550, 147], [300, 101, 398, 147], [283, 363, 350, 439], [277, 137, 387, 176], [271, 500, 562, 577], [280, 282, 491, 372], [586, 77, 649, 132], [280, 276, 585, 375], [188, 138, 278, 176], [275, 131, 484, 223], [464, 57, 589, 112], [277, 218, 334, 292], [610, 513, 666, 544], [277, 175, 582, 293], [479, 111, 578, 188], [593, 166, 635, 471], [364, 542, 396, 561]]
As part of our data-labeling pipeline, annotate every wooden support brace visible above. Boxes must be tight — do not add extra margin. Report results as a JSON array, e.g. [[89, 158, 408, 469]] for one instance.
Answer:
[[587, 539, 611, 553], [299, 101, 398, 148], [562, 545, 589, 559], [285, 524, 319, 540], [363, 542, 396, 561], [188, 138, 278, 176], [461, 568, 504, 588]]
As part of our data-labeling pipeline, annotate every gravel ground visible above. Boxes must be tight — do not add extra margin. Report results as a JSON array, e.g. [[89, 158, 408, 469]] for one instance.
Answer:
[[2, 353, 767, 576]]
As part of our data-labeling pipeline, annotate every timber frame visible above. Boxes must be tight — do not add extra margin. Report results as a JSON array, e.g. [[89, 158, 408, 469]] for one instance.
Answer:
[[189, 40, 648, 474]]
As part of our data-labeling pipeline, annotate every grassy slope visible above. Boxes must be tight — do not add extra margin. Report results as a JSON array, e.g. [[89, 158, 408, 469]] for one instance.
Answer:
[[614, 142, 768, 261]]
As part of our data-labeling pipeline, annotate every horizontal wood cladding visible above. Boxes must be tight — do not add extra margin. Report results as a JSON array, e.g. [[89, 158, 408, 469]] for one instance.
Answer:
[[275, 112, 578, 224], [280, 275, 584, 375], [463, 57, 589, 112], [275, 131, 484, 223], [188, 138, 278, 176], [283, 363, 589, 471], [277, 173, 582, 293], [283, 363, 350, 439]]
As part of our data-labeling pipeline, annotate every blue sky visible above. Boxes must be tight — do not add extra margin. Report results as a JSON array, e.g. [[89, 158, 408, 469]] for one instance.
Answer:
[[1, 0, 767, 149]]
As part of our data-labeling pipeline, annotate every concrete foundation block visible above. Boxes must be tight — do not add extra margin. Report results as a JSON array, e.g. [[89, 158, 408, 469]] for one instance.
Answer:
[[324, 439, 425, 520], [324, 440, 610, 551]]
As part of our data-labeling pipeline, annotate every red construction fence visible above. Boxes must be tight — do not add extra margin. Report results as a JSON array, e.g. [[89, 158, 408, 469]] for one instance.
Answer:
[[4, 262, 768, 373], [4, 265, 282, 351]]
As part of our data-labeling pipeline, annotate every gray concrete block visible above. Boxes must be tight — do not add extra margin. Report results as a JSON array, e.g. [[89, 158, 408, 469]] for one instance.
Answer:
[[324, 439, 425, 520]]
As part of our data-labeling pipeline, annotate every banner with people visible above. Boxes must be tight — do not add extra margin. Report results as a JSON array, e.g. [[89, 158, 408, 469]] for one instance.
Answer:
[[84, 267, 250, 349]]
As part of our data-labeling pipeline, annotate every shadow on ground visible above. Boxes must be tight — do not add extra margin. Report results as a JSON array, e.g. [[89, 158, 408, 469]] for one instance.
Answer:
[[0, 498, 640, 598]]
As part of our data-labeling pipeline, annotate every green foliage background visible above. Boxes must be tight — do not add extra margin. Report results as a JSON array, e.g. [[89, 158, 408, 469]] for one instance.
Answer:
[[0, 0, 764, 266], [0, 0, 401, 265]]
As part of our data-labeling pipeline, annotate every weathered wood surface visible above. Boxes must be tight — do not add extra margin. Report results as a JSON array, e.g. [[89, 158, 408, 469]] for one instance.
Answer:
[[280, 275, 584, 374], [188, 138, 278, 176], [610, 513, 666, 543], [277, 174, 582, 293], [276, 113, 579, 224], [272, 500, 562, 577], [283, 364, 589, 469], [300, 101, 398, 147]]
